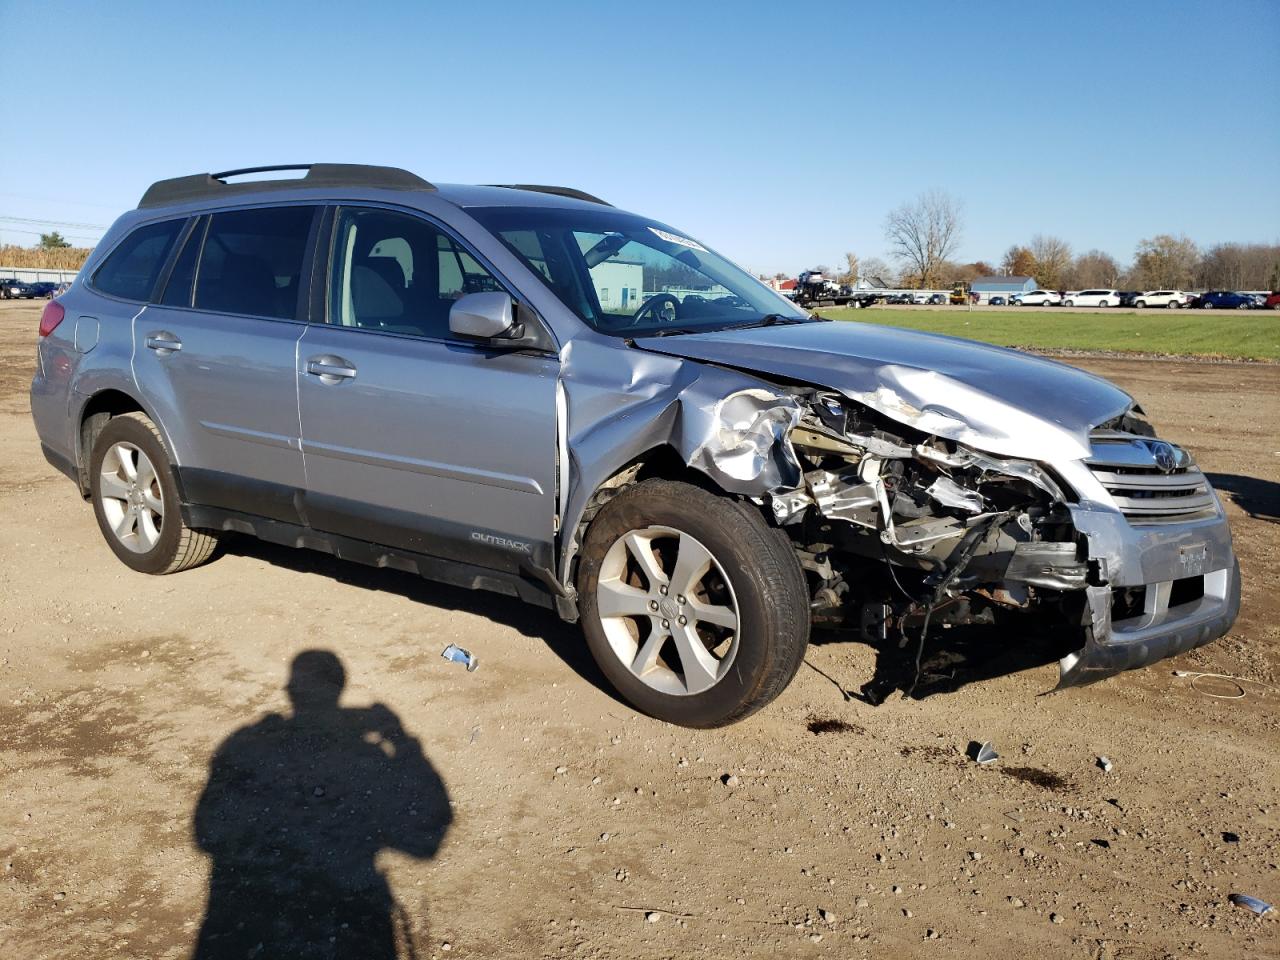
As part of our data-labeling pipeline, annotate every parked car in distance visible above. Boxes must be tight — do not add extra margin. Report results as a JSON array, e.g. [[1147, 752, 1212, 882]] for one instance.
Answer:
[[29, 163, 1241, 726], [1063, 289, 1119, 308], [1190, 290, 1255, 310], [988, 296, 1007, 306], [1013, 289, 1062, 306], [1263, 292, 1280, 310], [1135, 290, 1190, 309], [926, 293, 946, 305], [1, 278, 37, 299], [1115, 291, 1141, 307], [27, 282, 59, 299]]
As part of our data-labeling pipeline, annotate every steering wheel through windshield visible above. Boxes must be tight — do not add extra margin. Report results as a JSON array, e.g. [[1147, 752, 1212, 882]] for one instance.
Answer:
[[632, 292, 681, 326]]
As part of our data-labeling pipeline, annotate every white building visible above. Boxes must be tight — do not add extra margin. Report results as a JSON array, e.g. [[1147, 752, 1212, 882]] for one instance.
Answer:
[[591, 261, 643, 311]]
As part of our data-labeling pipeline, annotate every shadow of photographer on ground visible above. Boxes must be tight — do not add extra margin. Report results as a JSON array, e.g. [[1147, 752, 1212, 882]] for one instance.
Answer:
[[192, 650, 451, 959]]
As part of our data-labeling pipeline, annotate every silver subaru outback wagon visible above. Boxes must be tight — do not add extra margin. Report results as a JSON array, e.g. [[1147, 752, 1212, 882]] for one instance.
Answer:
[[30, 164, 1239, 727]]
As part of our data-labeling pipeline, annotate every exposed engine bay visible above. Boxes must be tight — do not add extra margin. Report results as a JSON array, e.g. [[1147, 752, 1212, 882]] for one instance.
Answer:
[[757, 390, 1126, 698]]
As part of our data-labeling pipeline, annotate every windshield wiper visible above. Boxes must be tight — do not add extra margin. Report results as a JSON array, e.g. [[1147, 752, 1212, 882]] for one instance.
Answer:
[[729, 313, 811, 330], [649, 327, 702, 337]]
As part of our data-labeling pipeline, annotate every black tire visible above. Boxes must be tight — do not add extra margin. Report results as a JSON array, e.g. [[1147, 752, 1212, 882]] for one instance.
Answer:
[[1064, 299, 1074, 307], [1202, 302, 1214, 309], [577, 479, 809, 727], [89, 411, 218, 575], [1135, 300, 1145, 308]]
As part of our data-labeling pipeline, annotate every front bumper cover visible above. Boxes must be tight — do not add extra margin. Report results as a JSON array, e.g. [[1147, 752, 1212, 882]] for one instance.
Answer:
[[1057, 558, 1240, 689]]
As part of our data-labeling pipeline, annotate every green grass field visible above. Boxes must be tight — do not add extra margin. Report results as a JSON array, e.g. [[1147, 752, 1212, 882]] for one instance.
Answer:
[[821, 307, 1280, 361]]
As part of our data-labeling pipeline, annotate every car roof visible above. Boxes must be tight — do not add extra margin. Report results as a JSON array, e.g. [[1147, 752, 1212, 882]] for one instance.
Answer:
[[136, 164, 614, 214]]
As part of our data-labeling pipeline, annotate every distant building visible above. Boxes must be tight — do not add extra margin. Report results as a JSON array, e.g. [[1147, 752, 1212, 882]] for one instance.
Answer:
[[592, 260, 642, 311], [970, 275, 1036, 303]]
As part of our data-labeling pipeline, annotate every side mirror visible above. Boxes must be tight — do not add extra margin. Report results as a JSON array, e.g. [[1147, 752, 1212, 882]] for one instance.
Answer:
[[450, 291, 515, 339]]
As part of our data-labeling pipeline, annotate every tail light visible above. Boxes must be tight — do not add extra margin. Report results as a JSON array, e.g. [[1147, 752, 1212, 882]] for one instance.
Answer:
[[38, 300, 65, 337]]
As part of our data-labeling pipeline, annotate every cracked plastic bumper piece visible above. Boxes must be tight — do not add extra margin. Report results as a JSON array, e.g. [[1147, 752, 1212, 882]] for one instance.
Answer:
[[1057, 559, 1241, 688]]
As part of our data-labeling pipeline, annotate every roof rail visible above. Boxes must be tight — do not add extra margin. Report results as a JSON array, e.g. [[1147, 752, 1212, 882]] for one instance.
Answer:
[[489, 184, 612, 206], [138, 164, 435, 209]]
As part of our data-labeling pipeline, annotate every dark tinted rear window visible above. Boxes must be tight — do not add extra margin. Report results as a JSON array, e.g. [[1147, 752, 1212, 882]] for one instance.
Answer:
[[195, 206, 314, 320], [93, 219, 184, 301]]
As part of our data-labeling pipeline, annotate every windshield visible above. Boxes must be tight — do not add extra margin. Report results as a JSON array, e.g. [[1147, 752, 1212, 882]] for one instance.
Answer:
[[467, 206, 809, 336]]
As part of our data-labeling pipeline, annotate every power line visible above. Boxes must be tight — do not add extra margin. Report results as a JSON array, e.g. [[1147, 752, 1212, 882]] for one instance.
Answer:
[[0, 227, 101, 243], [0, 214, 109, 230]]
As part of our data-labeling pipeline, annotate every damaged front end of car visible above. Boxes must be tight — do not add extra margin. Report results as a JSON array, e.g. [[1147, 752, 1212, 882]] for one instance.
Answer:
[[724, 387, 1239, 694]]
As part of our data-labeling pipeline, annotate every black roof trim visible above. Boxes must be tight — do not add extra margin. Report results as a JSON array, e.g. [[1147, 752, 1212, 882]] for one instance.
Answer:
[[138, 164, 436, 209], [488, 184, 612, 206]]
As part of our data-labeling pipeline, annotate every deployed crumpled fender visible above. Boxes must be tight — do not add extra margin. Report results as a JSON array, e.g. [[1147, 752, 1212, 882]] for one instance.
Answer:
[[556, 339, 803, 584]]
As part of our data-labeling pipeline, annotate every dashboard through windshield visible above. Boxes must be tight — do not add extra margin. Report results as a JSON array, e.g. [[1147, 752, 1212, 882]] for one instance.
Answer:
[[467, 206, 809, 336]]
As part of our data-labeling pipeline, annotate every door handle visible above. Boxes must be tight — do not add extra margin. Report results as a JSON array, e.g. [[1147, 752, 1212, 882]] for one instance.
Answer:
[[306, 356, 357, 383], [144, 333, 182, 354]]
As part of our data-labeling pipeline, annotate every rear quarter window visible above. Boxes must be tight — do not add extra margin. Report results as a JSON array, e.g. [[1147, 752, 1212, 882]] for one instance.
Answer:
[[92, 219, 185, 301]]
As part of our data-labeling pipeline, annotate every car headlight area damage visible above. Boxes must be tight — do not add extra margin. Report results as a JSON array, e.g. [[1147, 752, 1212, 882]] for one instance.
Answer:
[[673, 380, 1240, 696]]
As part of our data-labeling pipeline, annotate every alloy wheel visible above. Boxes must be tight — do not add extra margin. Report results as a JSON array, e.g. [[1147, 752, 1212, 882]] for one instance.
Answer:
[[595, 525, 740, 696], [98, 441, 164, 553]]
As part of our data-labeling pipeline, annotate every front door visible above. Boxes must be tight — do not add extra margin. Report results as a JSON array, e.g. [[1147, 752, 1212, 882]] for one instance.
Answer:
[[296, 205, 559, 574]]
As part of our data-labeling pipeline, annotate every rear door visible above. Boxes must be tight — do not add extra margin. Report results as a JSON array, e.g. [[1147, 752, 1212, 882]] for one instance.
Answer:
[[296, 205, 559, 574], [133, 205, 317, 522]]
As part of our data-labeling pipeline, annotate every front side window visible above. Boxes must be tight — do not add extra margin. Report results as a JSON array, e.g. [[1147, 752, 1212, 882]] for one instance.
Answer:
[[327, 207, 502, 339], [195, 206, 314, 320], [467, 206, 808, 336], [93, 219, 185, 301]]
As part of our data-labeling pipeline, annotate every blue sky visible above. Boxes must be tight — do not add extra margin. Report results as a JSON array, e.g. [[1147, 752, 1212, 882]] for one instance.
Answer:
[[1, 0, 1276, 275]]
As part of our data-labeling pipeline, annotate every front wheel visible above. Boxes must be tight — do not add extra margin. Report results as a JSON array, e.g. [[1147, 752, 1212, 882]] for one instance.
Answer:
[[1064, 300, 1074, 307], [1136, 300, 1146, 308], [90, 412, 218, 575], [1202, 302, 1214, 309], [578, 479, 810, 727], [1168, 300, 1180, 309]]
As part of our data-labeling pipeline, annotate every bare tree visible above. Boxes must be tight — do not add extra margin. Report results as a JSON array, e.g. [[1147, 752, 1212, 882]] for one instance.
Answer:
[[1134, 234, 1198, 289], [1029, 234, 1073, 288], [1067, 249, 1121, 289], [838, 252, 859, 286], [884, 190, 963, 289], [859, 256, 894, 287], [1195, 242, 1280, 290]]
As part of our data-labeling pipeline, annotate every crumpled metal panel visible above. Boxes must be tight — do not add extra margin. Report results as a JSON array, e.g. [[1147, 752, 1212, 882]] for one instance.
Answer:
[[634, 321, 1134, 462], [555, 340, 804, 582]]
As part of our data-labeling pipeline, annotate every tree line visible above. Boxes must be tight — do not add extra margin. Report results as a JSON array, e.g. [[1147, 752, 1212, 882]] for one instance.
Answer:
[[800, 191, 1280, 292]]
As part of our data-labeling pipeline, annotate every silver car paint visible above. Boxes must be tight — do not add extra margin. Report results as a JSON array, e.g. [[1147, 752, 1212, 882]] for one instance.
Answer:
[[30, 179, 1239, 692], [633, 322, 1133, 462]]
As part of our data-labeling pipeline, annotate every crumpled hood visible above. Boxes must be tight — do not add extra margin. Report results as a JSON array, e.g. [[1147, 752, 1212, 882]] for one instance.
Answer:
[[635, 321, 1133, 462]]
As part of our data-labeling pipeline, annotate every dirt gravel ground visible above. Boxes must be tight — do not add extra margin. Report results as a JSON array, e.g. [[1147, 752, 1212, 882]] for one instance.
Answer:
[[1, 299, 1277, 959]]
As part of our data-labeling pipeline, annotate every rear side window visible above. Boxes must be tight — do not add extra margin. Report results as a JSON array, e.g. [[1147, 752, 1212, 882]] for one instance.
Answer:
[[92, 219, 184, 301], [195, 206, 314, 320]]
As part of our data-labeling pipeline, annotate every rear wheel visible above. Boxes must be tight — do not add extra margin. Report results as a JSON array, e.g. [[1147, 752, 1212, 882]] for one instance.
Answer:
[[1202, 301, 1214, 309], [578, 480, 809, 727], [90, 412, 218, 575]]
